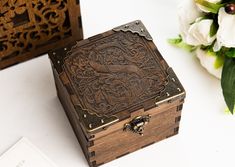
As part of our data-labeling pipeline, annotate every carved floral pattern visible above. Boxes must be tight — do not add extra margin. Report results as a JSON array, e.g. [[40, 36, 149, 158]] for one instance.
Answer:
[[64, 32, 168, 116], [0, 0, 71, 59], [1, 0, 27, 29]]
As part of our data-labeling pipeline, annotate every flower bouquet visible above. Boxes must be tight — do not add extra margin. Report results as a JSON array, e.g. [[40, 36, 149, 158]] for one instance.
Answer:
[[170, 0, 235, 114]]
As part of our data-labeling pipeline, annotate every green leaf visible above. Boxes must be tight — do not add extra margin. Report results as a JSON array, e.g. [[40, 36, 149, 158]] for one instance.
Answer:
[[168, 35, 197, 52], [225, 106, 235, 114], [221, 57, 235, 114], [225, 48, 235, 58], [190, 14, 216, 25], [210, 21, 218, 37], [214, 54, 224, 69], [200, 44, 224, 69], [195, 0, 224, 14], [168, 36, 182, 44]]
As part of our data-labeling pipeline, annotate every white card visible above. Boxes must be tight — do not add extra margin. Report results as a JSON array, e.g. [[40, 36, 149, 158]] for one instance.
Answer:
[[0, 138, 57, 167]]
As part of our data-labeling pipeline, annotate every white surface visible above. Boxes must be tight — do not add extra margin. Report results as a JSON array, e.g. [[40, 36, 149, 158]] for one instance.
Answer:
[[1, 0, 235, 167]]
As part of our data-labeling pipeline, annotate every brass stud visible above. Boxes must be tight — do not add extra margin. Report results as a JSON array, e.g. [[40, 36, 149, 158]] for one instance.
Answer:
[[64, 47, 67, 51], [125, 25, 129, 28], [57, 60, 60, 64], [172, 78, 176, 82], [177, 88, 181, 92], [83, 114, 87, 118], [136, 21, 139, 25], [140, 28, 144, 32], [101, 119, 104, 124], [166, 92, 170, 97], [89, 124, 92, 129], [52, 52, 56, 55]]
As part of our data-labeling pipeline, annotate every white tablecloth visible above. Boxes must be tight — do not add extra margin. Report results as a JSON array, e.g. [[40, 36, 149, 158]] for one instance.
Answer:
[[1, 0, 235, 166]]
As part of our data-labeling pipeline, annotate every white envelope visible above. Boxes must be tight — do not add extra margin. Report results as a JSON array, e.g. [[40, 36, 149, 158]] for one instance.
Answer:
[[0, 138, 57, 167]]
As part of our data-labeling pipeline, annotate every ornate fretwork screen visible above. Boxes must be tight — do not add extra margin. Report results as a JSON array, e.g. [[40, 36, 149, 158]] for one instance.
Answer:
[[0, 0, 83, 69]]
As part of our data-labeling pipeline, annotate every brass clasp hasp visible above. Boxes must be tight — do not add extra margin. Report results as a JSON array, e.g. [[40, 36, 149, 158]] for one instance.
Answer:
[[124, 115, 151, 136]]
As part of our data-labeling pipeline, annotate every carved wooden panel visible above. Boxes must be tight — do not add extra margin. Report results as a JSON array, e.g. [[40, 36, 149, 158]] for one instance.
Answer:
[[0, 0, 83, 69], [64, 31, 168, 117]]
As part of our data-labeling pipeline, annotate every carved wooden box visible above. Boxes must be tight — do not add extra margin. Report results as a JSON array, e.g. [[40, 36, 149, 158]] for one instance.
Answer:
[[0, 0, 83, 69], [49, 20, 186, 167]]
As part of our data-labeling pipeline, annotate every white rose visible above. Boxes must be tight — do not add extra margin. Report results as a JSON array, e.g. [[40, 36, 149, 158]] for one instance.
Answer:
[[187, 19, 216, 46], [196, 0, 222, 13], [213, 8, 235, 52], [178, 0, 202, 42], [196, 48, 222, 79], [178, 0, 216, 46]]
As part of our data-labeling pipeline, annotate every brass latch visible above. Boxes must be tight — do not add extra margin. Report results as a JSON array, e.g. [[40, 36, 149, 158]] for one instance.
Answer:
[[124, 115, 151, 136]]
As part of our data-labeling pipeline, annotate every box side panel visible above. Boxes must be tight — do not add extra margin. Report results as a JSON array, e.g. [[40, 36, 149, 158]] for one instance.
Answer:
[[93, 96, 184, 140], [52, 67, 91, 161], [89, 99, 184, 166]]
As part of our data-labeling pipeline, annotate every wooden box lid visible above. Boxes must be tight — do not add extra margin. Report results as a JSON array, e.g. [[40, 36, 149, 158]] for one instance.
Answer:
[[0, 0, 83, 69], [49, 20, 185, 134]]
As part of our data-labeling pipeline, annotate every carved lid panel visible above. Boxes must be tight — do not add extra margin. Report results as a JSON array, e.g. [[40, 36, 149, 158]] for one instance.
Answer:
[[64, 21, 168, 117]]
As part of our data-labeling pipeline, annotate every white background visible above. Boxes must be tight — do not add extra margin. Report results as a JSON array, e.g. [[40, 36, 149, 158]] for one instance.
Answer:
[[1, 0, 235, 167]]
